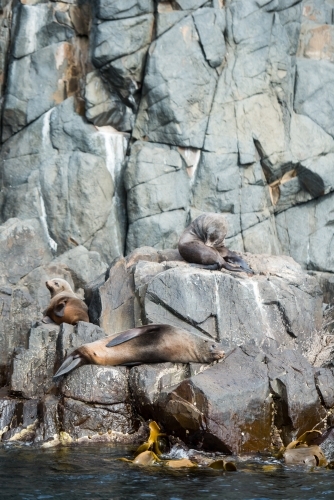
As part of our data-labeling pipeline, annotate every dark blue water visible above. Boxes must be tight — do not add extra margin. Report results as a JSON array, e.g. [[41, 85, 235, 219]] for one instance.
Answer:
[[1, 444, 334, 500]]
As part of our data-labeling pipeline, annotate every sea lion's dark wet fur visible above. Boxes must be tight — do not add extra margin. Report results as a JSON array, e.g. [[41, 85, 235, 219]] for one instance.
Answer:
[[178, 213, 254, 273], [43, 278, 89, 326], [53, 324, 225, 379]]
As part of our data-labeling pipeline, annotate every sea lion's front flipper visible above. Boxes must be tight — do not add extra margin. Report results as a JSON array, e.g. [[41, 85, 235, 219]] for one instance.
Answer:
[[106, 325, 162, 348], [54, 301, 67, 317], [53, 354, 83, 380]]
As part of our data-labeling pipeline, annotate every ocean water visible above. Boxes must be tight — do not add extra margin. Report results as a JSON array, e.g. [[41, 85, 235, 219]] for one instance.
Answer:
[[1, 444, 334, 500]]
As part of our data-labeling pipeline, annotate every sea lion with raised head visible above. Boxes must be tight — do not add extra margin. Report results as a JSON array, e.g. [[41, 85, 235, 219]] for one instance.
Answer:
[[43, 278, 89, 325], [53, 323, 225, 379], [178, 213, 254, 274]]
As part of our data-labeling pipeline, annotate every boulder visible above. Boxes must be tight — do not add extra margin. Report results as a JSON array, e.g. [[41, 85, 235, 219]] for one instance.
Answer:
[[11, 326, 59, 399], [150, 346, 272, 454], [60, 398, 134, 440]]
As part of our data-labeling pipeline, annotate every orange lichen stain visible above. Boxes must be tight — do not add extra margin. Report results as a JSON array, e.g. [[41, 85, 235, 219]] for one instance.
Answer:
[[305, 25, 334, 61], [302, 6, 317, 21], [181, 24, 193, 44], [53, 38, 89, 105]]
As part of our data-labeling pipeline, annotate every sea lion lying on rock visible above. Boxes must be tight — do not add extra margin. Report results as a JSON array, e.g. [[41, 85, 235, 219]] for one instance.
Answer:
[[53, 323, 225, 379], [178, 213, 254, 274], [43, 278, 89, 325]]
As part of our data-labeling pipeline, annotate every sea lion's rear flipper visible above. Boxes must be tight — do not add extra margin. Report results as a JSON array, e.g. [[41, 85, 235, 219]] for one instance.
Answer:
[[53, 354, 83, 380], [224, 252, 255, 274], [54, 300, 67, 318], [189, 263, 220, 270], [42, 315, 56, 324], [106, 324, 163, 348]]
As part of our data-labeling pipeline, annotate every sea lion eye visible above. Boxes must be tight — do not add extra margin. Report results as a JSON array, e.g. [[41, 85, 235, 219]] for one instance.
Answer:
[[54, 282, 59, 286]]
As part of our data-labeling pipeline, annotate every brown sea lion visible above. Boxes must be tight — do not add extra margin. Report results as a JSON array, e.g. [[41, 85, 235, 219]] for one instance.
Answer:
[[43, 278, 89, 326], [53, 324, 225, 379], [178, 213, 254, 274]]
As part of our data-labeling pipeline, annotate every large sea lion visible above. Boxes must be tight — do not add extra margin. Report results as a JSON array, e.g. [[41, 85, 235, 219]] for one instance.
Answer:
[[43, 278, 89, 325], [53, 324, 225, 379], [178, 213, 254, 273]]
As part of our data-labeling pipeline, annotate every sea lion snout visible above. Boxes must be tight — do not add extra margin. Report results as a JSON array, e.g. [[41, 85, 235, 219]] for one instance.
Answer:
[[209, 343, 225, 361]]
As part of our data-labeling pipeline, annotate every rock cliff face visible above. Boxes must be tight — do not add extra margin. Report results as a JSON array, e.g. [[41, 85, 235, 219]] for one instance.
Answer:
[[0, 248, 331, 453], [0, 0, 334, 451]]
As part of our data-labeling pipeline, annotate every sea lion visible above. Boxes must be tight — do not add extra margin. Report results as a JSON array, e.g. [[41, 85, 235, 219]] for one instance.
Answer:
[[178, 213, 254, 274], [53, 323, 225, 379], [43, 278, 89, 326]]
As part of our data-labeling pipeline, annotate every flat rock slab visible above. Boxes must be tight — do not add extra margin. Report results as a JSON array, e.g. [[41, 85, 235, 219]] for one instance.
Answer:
[[91, 248, 322, 354]]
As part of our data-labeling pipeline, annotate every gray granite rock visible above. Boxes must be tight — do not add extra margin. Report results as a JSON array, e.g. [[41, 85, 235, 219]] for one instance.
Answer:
[[1, 98, 129, 262], [61, 398, 134, 440], [61, 365, 129, 405], [153, 345, 272, 453], [129, 363, 190, 419], [276, 192, 334, 273], [85, 70, 134, 130], [133, 15, 218, 148], [144, 255, 322, 352], [294, 58, 334, 138], [52, 245, 108, 289], [11, 326, 59, 399], [315, 367, 334, 409], [267, 347, 325, 443], [0, 398, 17, 440], [56, 321, 107, 364], [0, 218, 54, 287], [92, 14, 153, 68], [96, 0, 154, 20], [125, 141, 191, 251], [193, 8, 226, 68]]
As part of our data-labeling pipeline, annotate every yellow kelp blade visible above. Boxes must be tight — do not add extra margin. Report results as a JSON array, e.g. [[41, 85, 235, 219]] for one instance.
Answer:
[[284, 445, 327, 467], [133, 451, 160, 466], [208, 459, 237, 471], [286, 440, 308, 450], [136, 421, 166, 456], [164, 458, 197, 468], [296, 430, 322, 446], [262, 465, 280, 472]]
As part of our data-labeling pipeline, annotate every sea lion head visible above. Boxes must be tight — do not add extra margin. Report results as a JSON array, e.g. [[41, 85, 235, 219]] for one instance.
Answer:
[[46, 278, 74, 298], [204, 214, 228, 248], [203, 340, 225, 362]]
